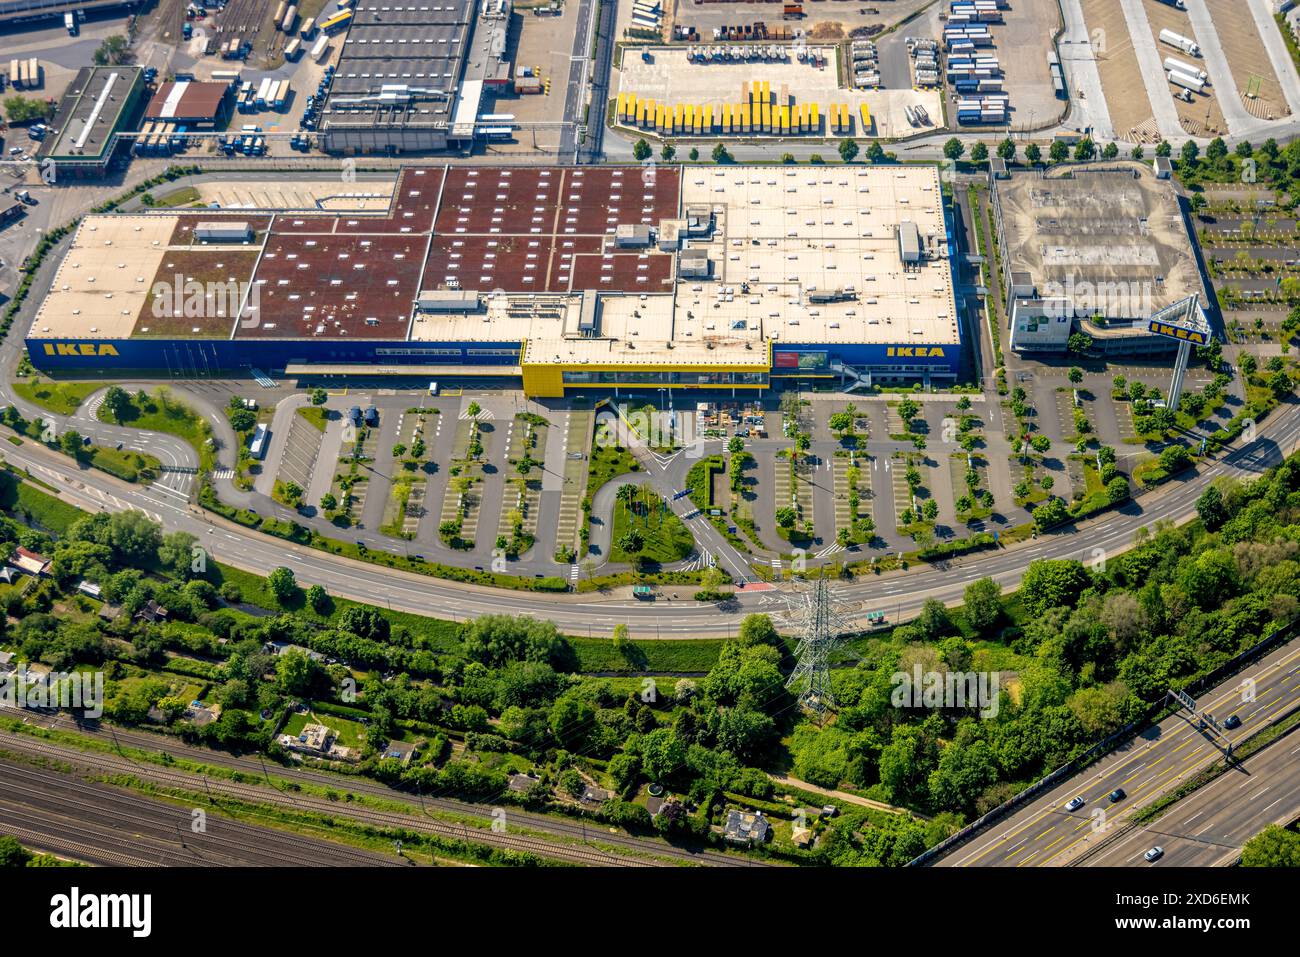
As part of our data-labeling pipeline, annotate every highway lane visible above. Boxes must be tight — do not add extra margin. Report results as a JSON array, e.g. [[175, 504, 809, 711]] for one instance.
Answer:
[[1080, 721, 1300, 867], [4, 394, 1300, 637], [936, 639, 1300, 867]]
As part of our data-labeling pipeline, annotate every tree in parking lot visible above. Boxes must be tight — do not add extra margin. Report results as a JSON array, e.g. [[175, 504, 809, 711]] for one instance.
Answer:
[[633, 138, 651, 162], [227, 407, 255, 432], [465, 401, 481, 420], [310, 388, 328, 406], [1067, 366, 1083, 384], [775, 506, 797, 529]]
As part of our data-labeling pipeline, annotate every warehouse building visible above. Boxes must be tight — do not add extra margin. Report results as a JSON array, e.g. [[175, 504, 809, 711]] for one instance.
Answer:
[[26, 164, 960, 395], [37, 65, 146, 178], [992, 161, 1208, 356], [144, 80, 233, 129]]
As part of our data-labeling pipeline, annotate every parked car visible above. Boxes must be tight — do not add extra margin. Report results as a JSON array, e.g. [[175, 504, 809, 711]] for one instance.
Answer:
[[347, 406, 362, 425], [364, 405, 378, 426]]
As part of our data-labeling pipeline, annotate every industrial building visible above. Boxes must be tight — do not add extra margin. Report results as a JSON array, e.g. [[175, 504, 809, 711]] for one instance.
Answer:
[[26, 164, 960, 396], [36, 65, 147, 178], [992, 160, 1208, 356], [318, 0, 513, 153], [143, 80, 234, 129]]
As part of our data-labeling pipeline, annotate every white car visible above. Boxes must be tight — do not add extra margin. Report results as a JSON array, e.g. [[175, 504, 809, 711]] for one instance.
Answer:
[[1144, 846, 1164, 863], [1065, 796, 1085, 812]]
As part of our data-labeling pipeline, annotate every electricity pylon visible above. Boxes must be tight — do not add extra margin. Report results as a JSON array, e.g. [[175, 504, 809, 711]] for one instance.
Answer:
[[785, 578, 855, 718]]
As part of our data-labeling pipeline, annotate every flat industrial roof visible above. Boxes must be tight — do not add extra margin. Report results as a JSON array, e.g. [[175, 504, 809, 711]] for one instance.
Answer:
[[994, 161, 1203, 318], [322, 0, 474, 130], [40, 65, 143, 162], [29, 164, 958, 365]]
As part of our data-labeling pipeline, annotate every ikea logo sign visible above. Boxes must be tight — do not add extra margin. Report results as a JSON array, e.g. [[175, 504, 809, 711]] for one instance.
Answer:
[[42, 343, 120, 357], [887, 346, 947, 358], [1147, 322, 1208, 345]]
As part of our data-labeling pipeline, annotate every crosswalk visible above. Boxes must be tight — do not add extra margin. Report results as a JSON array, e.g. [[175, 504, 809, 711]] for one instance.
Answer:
[[460, 407, 496, 421], [568, 563, 579, 584], [683, 550, 716, 573], [816, 542, 846, 560], [769, 556, 782, 574], [250, 369, 277, 388], [211, 468, 236, 480]]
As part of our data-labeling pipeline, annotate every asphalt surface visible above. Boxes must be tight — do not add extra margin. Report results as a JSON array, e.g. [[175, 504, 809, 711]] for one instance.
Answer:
[[4, 387, 1299, 638], [1080, 720, 1300, 867], [0, 755, 403, 867], [935, 639, 1300, 867]]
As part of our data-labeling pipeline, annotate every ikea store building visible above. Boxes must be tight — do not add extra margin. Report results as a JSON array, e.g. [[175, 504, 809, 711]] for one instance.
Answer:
[[27, 164, 962, 397]]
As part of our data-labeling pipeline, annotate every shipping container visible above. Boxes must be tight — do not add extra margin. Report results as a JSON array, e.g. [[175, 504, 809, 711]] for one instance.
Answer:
[[285, 38, 303, 60], [1168, 69, 1204, 93], [274, 1, 287, 28], [1162, 56, 1207, 81], [1158, 28, 1199, 57], [311, 35, 331, 61]]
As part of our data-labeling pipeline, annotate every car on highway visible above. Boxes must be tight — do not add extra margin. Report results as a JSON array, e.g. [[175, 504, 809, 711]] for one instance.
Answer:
[[1144, 846, 1164, 863], [1108, 788, 1126, 803], [1223, 714, 1241, 729], [1065, 796, 1085, 812]]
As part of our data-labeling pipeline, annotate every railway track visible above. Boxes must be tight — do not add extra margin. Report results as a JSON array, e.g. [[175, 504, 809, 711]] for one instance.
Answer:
[[0, 819, 162, 868], [21, 720, 766, 866], [0, 737, 664, 867], [0, 759, 401, 867]]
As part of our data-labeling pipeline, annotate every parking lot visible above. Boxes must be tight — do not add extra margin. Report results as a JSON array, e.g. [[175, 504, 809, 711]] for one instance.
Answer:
[[671, 0, 935, 41], [615, 45, 942, 137]]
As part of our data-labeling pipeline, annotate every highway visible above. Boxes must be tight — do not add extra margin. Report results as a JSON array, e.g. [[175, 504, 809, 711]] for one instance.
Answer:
[[1079, 721, 1300, 867], [935, 639, 1300, 867], [0, 756, 404, 867]]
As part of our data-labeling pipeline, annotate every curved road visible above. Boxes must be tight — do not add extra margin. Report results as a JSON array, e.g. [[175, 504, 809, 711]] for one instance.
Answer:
[[3, 372, 1298, 636]]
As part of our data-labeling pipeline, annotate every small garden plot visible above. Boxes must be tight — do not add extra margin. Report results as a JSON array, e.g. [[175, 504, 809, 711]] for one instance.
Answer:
[[833, 453, 876, 546], [12, 379, 100, 416]]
